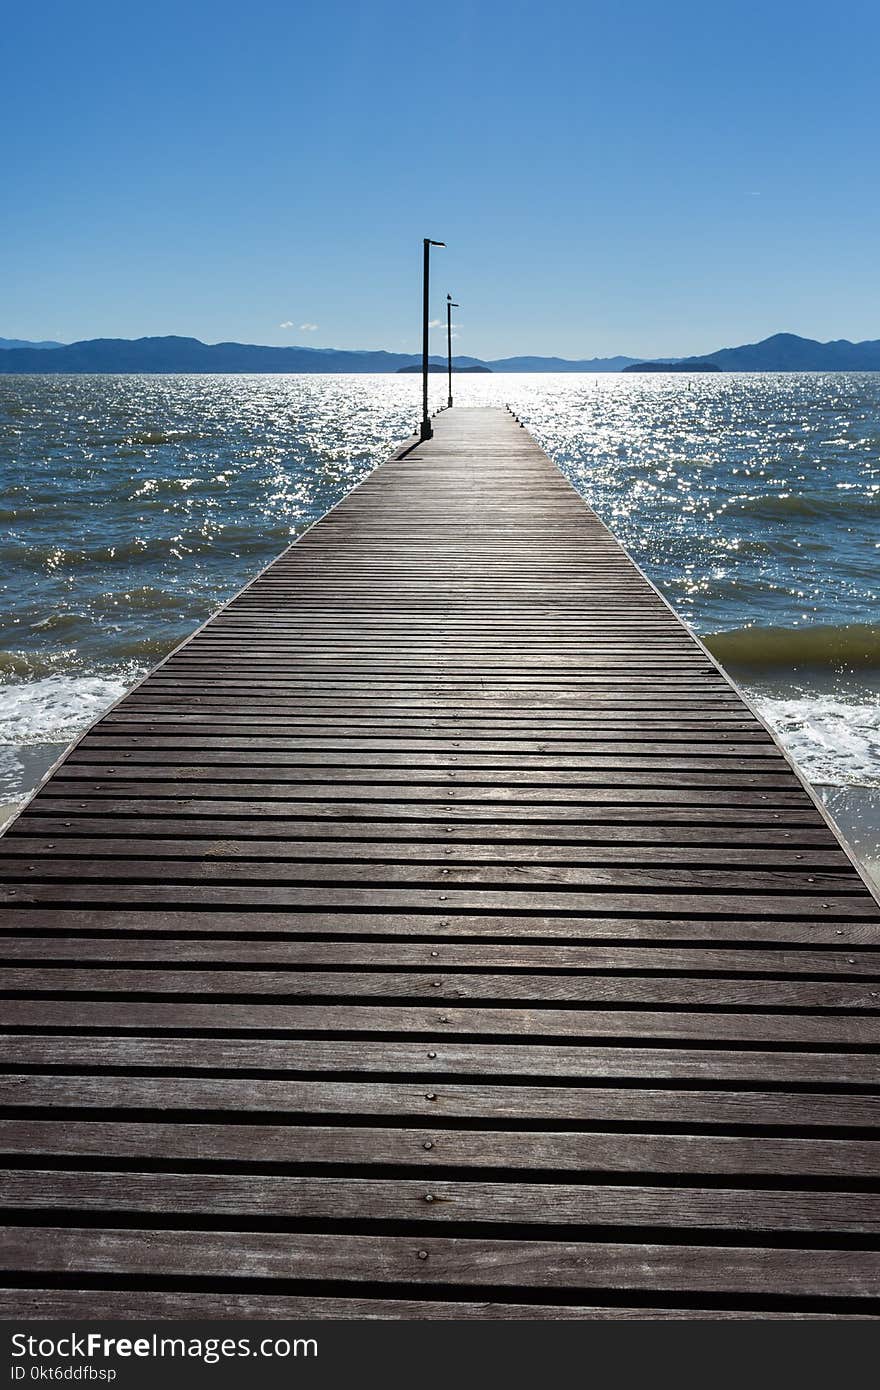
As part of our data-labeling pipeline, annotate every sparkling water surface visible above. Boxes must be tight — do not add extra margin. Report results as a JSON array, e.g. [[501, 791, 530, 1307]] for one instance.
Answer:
[[1, 372, 878, 815]]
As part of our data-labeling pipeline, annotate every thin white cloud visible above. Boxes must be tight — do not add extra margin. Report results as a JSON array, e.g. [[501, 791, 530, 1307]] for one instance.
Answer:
[[428, 319, 442, 328], [279, 321, 295, 328], [300, 322, 318, 332]]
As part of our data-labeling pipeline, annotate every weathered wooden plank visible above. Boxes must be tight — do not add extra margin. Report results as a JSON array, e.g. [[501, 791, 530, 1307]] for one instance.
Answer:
[[7, 817, 838, 847], [1, 935, 876, 977], [1, 836, 853, 871], [3, 966, 877, 1010], [1, 1228, 876, 1297], [3, 1075, 877, 1128], [36, 772, 813, 796], [0, 1035, 873, 1084], [3, 884, 872, 918], [2, 999, 877, 1045], [5, 1291, 867, 1319], [14, 799, 832, 826], [1, 1124, 877, 1177], [0, 856, 862, 895], [5, 1171, 879, 1232], [102, 709, 763, 726], [88, 715, 774, 733], [1, 909, 875, 945], [66, 748, 787, 772], [61, 749, 789, 772]]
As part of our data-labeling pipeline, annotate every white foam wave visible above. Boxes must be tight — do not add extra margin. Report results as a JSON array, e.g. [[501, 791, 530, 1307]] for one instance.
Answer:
[[753, 694, 880, 788], [0, 674, 131, 747]]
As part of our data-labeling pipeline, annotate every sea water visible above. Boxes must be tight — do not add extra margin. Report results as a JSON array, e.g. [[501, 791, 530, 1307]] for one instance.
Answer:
[[1, 372, 877, 878]]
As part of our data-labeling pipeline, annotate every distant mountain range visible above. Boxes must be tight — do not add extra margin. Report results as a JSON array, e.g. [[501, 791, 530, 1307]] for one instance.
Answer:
[[487, 354, 636, 372], [1, 331, 880, 373], [0, 337, 62, 350], [624, 360, 721, 373], [0, 335, 635, 374], [397, 362, 492, 374], [676, 333, 880, 372]]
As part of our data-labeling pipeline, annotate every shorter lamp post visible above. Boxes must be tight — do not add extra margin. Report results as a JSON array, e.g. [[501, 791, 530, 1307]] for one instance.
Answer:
[[446, 294, 459, 409]]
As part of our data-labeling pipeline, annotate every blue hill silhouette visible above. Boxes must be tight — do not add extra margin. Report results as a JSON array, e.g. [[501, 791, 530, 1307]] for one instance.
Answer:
[[0, 331, 879, 373]]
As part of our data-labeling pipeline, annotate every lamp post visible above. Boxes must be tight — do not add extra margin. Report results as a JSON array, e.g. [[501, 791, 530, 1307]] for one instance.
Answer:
[[420, 237, 445, 441], [446, 294, 459, 409]]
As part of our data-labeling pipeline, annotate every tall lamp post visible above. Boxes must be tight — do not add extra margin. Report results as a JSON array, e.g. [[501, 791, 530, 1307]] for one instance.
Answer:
[[446, 294, 459, 409], [420, 237, 445, 441]]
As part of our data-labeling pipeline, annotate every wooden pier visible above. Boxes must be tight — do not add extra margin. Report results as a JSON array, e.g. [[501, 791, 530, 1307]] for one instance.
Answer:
[[0, 406, 878, 1318]]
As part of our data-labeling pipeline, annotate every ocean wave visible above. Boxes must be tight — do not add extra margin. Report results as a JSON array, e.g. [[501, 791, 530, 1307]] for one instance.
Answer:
[[126, 430, 204, 446], [4, 527, 296, 573], [0, 646, 159, 679], [721, 492, 878, 521], [754, 694, 880, 788], [26, 613, 85, 635], [90, 585, 205, 615], [88, 429, 206, 448], [0, 672, 132, 746], [706, 623, 880, 674]]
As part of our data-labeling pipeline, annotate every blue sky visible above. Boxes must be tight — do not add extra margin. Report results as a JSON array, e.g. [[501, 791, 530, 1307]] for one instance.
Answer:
[[4, 0, 880, 359]]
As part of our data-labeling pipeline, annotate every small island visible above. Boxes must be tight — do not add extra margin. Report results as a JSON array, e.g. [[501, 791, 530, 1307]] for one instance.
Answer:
[[622, 360, 721, 373], [396, 363, 492, 373]]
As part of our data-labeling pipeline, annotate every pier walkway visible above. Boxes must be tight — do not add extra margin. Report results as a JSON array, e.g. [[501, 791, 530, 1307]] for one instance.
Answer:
[[0, 407, 878, 1318]]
